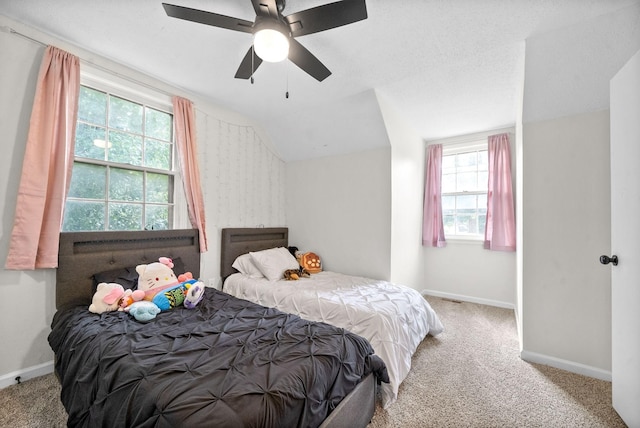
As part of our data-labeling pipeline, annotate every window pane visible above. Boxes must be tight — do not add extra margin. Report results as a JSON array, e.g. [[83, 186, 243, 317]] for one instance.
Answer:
[[62, 201, 105, 231], [146, 205, 169, 230], [109, 203, 142, 230], [66, 85, 175, 232], [442, 154, 455, 173], [146, 108, 172, 141], [478, 172, 488, 189], [77, 86, 106, 126], [456, 213, 479, 234], [75, 123, 106, 160], [108, 130, 143, 166], [456, 152, 477, 169], [109, 168, 143, 201], [457, 172, 477, 191], [442, 173, 456, 193], [443, 214, 455, 235], [442, 195, 455, 212], [146, 173, 170, 203], [109, 96, 143, 133], [478, 214, 487, 235], [478, 193, 487, 210], [68, 163, 106, 199], [478, 150, 488, 170], [457, 194, 477, 210], [145, 139, 172, 170]]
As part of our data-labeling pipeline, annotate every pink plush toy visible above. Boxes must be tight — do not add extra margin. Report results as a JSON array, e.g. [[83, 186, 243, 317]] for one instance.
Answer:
[[89, 283, 126, 314]]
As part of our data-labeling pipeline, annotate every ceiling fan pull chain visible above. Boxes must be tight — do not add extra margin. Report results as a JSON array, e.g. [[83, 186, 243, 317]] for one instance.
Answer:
[[251, 45, 255, 84], [285, 61, 290, 99]]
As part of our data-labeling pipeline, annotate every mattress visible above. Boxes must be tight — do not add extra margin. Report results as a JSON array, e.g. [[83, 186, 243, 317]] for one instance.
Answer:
[[224, 271, 444, 408], [48, 287, 388, 427]]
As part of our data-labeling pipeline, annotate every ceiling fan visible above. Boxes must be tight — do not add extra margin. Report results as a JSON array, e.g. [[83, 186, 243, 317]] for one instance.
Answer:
[[162, 0, 367, 82]]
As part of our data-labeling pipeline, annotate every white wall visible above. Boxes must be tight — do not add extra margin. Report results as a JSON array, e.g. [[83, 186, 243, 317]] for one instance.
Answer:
[[0, 15, 285, 384], [376, 91, 425, 290], [521, 110, 612, 376], [286, 148, 392, 280]]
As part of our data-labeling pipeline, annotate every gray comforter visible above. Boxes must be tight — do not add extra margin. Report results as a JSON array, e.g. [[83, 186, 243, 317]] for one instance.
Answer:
[[48, 288, 388, 427]]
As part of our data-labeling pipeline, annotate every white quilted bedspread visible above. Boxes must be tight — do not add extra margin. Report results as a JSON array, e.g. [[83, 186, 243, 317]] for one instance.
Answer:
[[223, 271, 444, 408]]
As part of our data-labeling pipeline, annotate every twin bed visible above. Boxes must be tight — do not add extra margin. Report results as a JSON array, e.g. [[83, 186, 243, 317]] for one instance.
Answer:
[[220, 228, 444, 408], [50, 227, 442, 427]]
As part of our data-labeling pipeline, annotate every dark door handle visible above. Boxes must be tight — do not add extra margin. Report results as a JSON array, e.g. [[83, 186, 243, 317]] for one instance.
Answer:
[[600, 255, 618, 266]]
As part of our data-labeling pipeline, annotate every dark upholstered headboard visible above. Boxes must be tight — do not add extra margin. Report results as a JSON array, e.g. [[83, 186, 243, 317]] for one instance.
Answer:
[[56, 229, 200, 310], [220, 228, 288, 279]]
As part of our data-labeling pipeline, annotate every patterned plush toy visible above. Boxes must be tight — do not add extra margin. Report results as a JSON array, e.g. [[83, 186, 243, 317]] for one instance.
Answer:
[[283, 267, 310, 280]]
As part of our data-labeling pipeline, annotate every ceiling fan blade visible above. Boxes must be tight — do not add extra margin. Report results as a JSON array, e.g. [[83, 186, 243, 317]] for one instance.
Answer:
[[234, 47, 264, 79], [162, 3, 254, 34], [285, 0, 367, 37], [251, 0, 280, 18], [288, 39, 331, 82]]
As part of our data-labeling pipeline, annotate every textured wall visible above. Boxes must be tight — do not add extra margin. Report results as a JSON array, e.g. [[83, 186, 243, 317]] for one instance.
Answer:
[[196, 110, 286, 285]]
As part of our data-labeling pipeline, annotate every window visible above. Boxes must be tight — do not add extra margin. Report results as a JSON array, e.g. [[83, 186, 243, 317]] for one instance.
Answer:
[[62, 84, 175, 231], [441, 142, 488, 239]]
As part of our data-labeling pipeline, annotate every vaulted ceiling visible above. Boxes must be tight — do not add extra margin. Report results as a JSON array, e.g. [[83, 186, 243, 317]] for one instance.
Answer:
[[1, 1, 639, 161]]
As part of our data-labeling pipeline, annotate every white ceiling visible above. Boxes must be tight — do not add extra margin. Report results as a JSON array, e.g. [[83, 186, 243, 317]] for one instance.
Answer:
[[1, 0, 639, 161]]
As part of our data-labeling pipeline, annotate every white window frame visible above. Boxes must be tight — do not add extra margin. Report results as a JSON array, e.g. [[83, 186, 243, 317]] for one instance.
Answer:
[[441, 140, 488, 241], [63, 66, 189, 231]]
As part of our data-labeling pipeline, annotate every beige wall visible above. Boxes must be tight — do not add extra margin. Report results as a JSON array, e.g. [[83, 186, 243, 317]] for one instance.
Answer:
[[286, 148, 392, 280]]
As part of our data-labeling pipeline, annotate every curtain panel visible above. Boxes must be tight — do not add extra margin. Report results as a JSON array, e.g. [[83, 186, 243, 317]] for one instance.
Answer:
[[422, 144, 446, 247], [5, 46, 80, 270], [484, 133, 516, 251], [173, 96, 208, 252]]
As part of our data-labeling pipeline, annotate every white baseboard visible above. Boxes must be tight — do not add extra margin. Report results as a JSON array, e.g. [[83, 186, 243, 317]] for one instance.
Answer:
[[422, 289, 515, 310], [0, 361, 54, 389], [520, 350, 612, 382]]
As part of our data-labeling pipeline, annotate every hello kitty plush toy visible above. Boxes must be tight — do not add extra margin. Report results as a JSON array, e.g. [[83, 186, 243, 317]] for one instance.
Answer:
[[124, 257, 205, 321]]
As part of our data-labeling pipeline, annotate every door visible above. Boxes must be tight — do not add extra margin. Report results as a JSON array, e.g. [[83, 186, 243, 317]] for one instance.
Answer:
[[609, 49, 640, 427]]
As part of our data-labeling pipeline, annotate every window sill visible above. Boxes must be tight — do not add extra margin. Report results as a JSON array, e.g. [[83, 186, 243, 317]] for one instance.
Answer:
[[445, 237, 484, 245]]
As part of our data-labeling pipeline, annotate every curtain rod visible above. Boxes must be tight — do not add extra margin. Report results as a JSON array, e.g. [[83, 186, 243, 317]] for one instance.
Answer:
[[1, 25, 175, 98]]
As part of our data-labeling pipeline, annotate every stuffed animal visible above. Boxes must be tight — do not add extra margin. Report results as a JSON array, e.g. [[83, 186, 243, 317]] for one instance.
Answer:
[[126, 301, 161, 322], [130, 257, 205, 319], [184, 281, 205, 309], [298, 252, 322, 274], [88, 257, 205, 321], [89, 283, 126, 314], [283, 267, 310, 281]]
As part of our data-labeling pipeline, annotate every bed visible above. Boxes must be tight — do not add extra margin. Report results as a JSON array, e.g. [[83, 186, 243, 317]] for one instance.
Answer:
[[49, 229, 388, 428], [220, 228, 444, 408]]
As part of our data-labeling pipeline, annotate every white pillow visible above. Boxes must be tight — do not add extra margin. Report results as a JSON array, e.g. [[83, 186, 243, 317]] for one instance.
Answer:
[[232, 253, 264, 278], [250, 247, 300, 281]]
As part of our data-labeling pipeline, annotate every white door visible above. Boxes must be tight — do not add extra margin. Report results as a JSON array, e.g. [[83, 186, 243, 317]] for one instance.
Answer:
[[609, 49, 640, 427]]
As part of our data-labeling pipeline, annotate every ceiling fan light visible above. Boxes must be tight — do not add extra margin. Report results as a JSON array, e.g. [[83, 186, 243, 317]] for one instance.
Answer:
[[254, 29, 289, 63]]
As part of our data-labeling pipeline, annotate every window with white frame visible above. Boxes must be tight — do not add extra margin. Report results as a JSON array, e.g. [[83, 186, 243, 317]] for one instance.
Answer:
[[62, 82, 176, 232], [441, 141, 488, 239]]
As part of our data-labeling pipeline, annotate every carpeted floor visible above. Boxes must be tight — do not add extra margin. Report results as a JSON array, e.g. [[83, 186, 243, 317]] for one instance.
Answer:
[[368, 297, 625, 428], [0, 297, 626, 427]]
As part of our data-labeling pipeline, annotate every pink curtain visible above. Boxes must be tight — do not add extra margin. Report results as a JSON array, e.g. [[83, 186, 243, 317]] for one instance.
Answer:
[[422, 144, 446, 247], [172, 96, 208, 252], [484, 133, 516, 251], [5, 46, 80, 270]]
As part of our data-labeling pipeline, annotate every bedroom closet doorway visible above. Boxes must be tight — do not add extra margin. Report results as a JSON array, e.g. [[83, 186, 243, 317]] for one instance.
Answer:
[[609, 49, 640, 427]]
